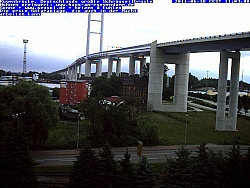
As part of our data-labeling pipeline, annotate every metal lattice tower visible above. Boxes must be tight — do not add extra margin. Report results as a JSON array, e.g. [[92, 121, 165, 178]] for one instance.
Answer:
[[23, 39, 28, 74]]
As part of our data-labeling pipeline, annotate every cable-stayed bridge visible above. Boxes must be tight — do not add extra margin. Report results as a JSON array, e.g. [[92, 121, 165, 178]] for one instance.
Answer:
[[53, 31, 250, 131]]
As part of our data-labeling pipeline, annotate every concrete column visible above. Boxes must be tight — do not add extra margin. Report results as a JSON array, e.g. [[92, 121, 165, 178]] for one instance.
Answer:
[[72, 66, 75, 80], [71, 68, 74, 80], [148, 40, 190, 112], [74, 64, 77, 80], [67, 67, 70, 80], [148, 42, 164, 110], [73, 65, 76, 80], [228, 52, 240, 131], [65, 70, 67, 79], [227, 60, 239, 129], [108, 57, 113, 78], [68, 67, 72, 80], [129, 56, 136, 76], [116, 59, 121, 77], [216, 51, 241, 131], [140, 58, 146, 77], [85, 60, 91, 77], [216, 51, 229, 131], [96, 60, 102, 77], [78, 64, 82, 79], [173, 55, 189, 111]]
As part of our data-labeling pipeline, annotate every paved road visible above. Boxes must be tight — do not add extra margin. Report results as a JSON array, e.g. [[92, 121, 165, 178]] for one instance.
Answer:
[[188, 97, 250, 117], [32, 145, 249, 166], [188, 101, 216, 111]]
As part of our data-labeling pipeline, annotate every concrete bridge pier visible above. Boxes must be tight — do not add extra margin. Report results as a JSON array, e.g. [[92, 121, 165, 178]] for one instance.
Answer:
[[78, 64, 82, 79], [116, 58, 121, 77], [70, 65, 75, 80], [73, 64, 78, 80], [96, 60, 102, 77], [148, 41, 189, 112], [67, 66, 72, 80], [85, 60, 92, 77], [172, 56, 190, 111], [65, 71, 68, 79], [139, 58, 146, 77], [108, 57, 113, 78], [108, 58, 121, 78], [129, 56, 136, 76], [63, 71, 67, 79], [216, 50, 241, 131]]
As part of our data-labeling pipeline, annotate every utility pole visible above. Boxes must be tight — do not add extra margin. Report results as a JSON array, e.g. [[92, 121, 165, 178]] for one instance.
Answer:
[[184, 114, 188, 146], [206, 71, 209, 99], [23, 39, 28, 75]]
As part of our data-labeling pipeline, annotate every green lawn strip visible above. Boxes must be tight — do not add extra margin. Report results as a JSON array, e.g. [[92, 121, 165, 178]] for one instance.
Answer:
[[43, 121, 90, 149], [144, 111, 250, 145], [44, 111, 250, 149]]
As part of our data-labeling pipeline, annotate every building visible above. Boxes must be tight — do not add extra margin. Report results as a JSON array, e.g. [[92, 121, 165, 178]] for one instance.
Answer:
[[103, 96, 125, 106], [60, 81, 89, 105], [0, 76, 17, 86], [121, 75, 148, 106]]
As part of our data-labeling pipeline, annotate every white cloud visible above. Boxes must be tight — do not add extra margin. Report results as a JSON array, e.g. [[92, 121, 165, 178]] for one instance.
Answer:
[[1, 2, 250, 82]]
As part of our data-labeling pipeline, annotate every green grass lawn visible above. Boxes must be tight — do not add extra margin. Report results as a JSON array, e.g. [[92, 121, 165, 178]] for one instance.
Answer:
[[43, 120, 90, 149], [145, 111, 250, 145], [43, 111, 250, 149]]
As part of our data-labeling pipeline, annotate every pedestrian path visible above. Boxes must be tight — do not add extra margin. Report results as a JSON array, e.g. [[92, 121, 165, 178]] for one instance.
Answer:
[[188, 101, 216, 112]]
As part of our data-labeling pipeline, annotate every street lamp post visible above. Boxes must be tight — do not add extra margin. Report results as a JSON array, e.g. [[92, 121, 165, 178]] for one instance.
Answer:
[[184, 114, 188, 146], [206, 71, 209, 91], [77, 114, 80, 151]]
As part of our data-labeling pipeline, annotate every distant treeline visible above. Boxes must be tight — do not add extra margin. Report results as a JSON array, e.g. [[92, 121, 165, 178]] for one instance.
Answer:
[[1, 69, 250, 90]]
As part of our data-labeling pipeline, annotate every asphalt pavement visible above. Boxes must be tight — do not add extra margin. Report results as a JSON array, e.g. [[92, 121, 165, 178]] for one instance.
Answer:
[[32, 145, 249, 166]]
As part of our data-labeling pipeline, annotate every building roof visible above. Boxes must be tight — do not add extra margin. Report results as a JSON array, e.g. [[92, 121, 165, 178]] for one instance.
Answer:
[[104, 96, 124, 105]]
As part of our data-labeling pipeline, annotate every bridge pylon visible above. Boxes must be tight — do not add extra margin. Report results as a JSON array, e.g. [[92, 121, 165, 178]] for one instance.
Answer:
[[85, 13, 104, 77]]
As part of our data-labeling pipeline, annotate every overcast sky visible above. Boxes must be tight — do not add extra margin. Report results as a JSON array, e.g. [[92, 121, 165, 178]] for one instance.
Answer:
[[1, 1, 250, 82]]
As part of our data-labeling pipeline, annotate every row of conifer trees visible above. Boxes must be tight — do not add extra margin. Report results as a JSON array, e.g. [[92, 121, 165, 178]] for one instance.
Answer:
[[69, 142, 250, 188]]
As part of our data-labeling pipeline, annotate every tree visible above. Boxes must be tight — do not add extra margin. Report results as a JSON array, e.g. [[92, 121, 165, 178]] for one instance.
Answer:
[[52, 87, 60, 99], [109, 76, 122, 96], [68, 146, 101, 188], [139, 125, 159, 146], [192, 143, 222, 188], [162, 75, 174, 101], [90, 76, 122, 98], [97, 143, 117, 188], [136, 155, 155, 188], [116, 149, 136, 188], [0, 69, 6, 76], [39, 72, 63, 80], [188, 73, 199, 90], [223, 143, 245, 188], [79, 98, 148, 147], [241, 147, 250, 187], [243, 103, 249, 115], [0, 81, 58, 149], [142, 63, 169, 77], [142, 63, 150, 76], [79, 97, 105, 147], [0, 121, 37, 188], [162, 146, 194, 187]]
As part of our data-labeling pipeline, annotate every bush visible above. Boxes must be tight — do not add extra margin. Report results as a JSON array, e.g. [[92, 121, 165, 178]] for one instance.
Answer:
[[140, 125, 159, 146]]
